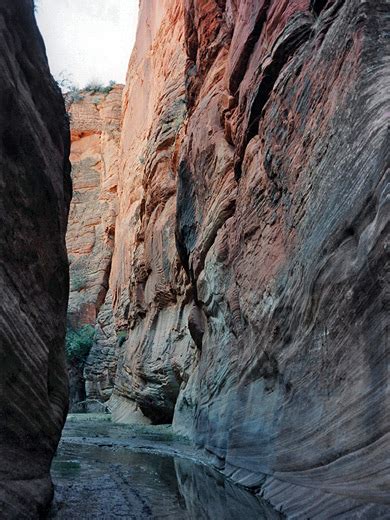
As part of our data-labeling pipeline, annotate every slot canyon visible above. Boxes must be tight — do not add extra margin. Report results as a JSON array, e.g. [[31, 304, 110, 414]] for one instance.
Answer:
[[0, 0, 389, 518]]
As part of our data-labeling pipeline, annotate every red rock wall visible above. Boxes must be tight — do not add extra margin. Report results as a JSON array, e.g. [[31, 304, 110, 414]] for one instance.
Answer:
[[108, 0, 196, 425], [173, 0, 389, 516], [67, 86, 122, 329], [68, 0, 389, 516], [66, 87, 123, 410], [0, 1, 71, 516]]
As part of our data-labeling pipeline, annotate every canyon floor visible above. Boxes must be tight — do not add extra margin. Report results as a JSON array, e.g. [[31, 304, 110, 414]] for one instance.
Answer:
[[49, 415, 282, 519]]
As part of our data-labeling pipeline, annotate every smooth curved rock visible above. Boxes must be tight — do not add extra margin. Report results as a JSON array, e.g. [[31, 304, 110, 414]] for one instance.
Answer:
[[108, 0, 196, 425], [0, 1, 71, 517], [174, 0, 390, 514], [72, 0, 389, 516]]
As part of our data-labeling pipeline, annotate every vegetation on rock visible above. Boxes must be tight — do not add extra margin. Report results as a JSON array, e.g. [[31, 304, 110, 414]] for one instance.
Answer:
[[84, 79, 117, 94], [66, 325, 95, 365]]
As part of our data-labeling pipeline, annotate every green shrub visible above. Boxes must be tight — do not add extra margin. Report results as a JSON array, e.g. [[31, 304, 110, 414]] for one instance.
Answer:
[[107, 80, 117, 91], [67, 87, 84, 104], [84, 80, 103, 93], [84, 80, 117, 95], [66, 325, 95, 365], [56, 71, 75, 92]]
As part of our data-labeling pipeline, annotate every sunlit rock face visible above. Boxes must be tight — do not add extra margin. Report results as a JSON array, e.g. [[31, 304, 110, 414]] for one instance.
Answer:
[[66, 86, 123, 410], [67, 87, 122, 329], [108, 0, 196, 425], [0, 1, 71, 517], [173, 0, 390, 515]]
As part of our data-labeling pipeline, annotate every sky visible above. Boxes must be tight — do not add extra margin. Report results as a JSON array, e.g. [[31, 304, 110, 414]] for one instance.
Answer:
[[36, 0, 139, 89]]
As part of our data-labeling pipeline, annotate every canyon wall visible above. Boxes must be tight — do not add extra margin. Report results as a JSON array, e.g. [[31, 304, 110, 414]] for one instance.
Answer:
[[108, 0, 196, 425], [66, 86, 123, 410], [0, 1, 71, 517], [68, 0, 389, 516], [172, 0, 390, 517]]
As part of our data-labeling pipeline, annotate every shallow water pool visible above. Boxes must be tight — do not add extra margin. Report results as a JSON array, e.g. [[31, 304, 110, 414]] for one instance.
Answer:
[[49, 415, 281, 519]]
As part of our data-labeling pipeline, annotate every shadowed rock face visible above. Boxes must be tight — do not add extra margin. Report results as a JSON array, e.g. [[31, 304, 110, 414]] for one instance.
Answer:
[[0, 0, 71, 517], [173, 0, 390, 514]]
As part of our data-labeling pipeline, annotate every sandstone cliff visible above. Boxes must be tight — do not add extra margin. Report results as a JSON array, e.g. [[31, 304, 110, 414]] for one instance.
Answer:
[[0, 1, 71, 517], [66, 86, 123, 410], [68, 0, 389, 516], [107, 0, 196, 425], [172, 1, 390, 516]]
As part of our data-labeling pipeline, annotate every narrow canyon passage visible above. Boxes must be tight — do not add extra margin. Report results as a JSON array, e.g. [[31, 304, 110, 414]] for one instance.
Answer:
[[1, 0, 389, 518]]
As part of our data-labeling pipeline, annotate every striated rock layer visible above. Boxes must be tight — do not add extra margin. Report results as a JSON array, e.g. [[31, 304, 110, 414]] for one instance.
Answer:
[[108, 0, 196, 425], [173, 0, 390, 516], [0, 0, 71, 517], [67, 86, 122, 328], [104, 0, 389, 516], [66, 87, 123, 410], [68, 0, 389, 516]]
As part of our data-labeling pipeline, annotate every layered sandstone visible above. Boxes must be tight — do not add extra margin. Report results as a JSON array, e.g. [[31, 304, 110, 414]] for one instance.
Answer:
[[105, 0, 389, 517], [173, 0, 390, 516], [108, 0, 196, 425], [66, 86, 123, 410], [0, 1, 71, 517], [65, 0, 389, 516]]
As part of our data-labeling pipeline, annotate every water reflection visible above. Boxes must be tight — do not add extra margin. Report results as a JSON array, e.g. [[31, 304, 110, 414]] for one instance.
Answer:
[[174, 458, 282, 520], [50, 417, 280, 519]]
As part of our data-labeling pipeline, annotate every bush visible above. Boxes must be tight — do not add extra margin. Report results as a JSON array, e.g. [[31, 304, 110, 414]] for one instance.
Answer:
[[84, 79, 117, 95], [56, 71, 75, 92], [67, 87, 84, 104], [66, 325, 95, 365]]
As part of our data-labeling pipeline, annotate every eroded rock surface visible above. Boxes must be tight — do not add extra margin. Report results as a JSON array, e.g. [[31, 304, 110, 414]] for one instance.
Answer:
[[108, 0, 196, 425], [68, 0, 389, 516], [66, 87, 123, 410], [67, 86, 122, 328], [0, 1, 71, 517], [173, 0, 390, 515]]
